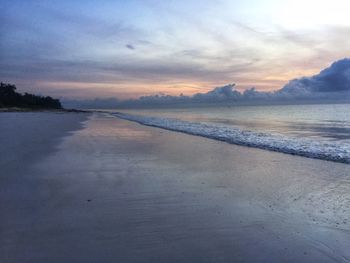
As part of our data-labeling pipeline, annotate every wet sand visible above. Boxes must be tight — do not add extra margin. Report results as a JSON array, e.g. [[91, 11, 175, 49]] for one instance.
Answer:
[[1, 112, 350, 262]]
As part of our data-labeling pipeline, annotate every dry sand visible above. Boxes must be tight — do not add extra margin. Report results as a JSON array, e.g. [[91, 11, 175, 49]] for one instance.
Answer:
[[1, 112, 350, 263]]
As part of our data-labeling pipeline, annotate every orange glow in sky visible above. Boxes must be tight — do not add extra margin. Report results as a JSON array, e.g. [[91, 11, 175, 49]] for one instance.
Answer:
[[2, 0, 350, 99]]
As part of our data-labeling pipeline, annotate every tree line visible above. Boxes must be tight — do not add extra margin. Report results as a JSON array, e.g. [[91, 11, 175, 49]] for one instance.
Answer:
[[0, 82, 62, 109]]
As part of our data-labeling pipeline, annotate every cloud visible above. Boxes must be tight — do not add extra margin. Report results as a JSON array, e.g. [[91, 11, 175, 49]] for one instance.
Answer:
[[3, 0, 350, 101], [280, 58, 350, 93], [125, 44, 135, 50], [63, 58, 350, 108], [2, 1, 350, 98], [129, 58, 350, 105], [63, 97, 120, 109]]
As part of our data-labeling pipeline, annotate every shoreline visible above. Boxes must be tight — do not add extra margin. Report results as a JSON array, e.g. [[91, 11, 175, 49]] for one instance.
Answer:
[[0, 107, 90, 113], [112, 112, 350, 165], [1, 112, 350, 262], [0, 111, 90, 174]]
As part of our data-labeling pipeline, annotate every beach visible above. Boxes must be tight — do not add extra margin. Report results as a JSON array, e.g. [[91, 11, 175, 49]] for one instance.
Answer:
[[1, 112, 350, 263]]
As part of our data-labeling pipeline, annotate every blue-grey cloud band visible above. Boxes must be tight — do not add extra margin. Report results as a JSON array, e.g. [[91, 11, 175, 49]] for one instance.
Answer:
[[63, 58, 350, 108]]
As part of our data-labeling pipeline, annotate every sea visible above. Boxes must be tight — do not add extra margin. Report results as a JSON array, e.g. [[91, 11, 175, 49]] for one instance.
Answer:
[[109, 103, 350, 163]]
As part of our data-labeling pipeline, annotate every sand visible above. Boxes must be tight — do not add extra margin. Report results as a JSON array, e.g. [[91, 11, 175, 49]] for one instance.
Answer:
[[1, 112, 350, 263]]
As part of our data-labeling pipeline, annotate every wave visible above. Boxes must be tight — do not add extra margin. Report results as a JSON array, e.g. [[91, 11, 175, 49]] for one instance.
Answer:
[[112, 112, 350, 164]]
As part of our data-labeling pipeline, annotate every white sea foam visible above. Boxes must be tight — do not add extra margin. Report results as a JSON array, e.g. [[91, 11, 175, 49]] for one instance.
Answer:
[[112, 112, 350, 164]]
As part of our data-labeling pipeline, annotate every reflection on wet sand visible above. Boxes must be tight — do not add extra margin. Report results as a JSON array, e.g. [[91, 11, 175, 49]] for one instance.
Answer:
[[1, 112, 350, 263]]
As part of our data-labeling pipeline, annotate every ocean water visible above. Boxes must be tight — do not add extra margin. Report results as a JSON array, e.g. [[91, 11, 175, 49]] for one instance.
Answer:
[[111, 104, 350, 163]]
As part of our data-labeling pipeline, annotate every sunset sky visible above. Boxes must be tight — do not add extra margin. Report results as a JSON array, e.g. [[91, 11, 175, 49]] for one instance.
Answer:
[[1, 0, 350, 99]]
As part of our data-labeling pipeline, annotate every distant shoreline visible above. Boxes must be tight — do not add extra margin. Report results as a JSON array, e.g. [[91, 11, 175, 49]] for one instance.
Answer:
[[0, 107, 90, 113]]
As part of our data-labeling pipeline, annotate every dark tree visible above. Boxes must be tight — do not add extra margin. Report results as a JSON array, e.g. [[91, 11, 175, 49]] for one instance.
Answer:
[[0, 82, 62, 109]]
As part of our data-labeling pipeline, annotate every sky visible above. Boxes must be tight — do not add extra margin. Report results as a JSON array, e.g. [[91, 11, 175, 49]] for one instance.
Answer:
[[1, 0, 350, 99]]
